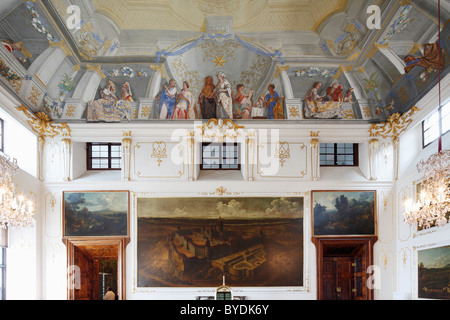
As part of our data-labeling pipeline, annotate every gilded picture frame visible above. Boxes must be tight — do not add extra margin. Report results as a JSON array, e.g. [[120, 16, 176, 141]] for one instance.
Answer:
[[311, 190, 377, 237], [417, 244, 450, 300], [63, 190, 130, 238], [135, 196, 305, 288]]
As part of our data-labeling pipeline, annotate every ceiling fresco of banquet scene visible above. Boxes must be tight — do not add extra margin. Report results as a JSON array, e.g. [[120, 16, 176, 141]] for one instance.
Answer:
[[0, 0, 448, 123]]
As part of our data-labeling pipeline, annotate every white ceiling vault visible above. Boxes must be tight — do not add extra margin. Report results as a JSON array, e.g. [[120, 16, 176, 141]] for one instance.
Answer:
[[0, 0, 448, 123]]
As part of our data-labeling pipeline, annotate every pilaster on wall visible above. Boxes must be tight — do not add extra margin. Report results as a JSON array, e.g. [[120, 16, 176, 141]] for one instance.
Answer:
[[122, 132, 132, 181], [61, 138, 72, 182], [310, 132, 320, 181], [368, 138, 379, 181]]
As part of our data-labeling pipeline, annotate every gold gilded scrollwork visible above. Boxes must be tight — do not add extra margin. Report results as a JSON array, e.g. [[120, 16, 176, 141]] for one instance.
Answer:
[[369, 106, 420, 140], [151, 142, 168, 166], [369, 106, 420, 180], [16, 105, 71, 139], [197, 118, 245, 141], [275, 142, 290, 167]]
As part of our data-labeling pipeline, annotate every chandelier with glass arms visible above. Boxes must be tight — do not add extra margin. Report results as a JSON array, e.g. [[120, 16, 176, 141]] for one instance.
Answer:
[[403, 0, 449, 229], [403, 150, 450, 229], [0, 151, 34, 229]]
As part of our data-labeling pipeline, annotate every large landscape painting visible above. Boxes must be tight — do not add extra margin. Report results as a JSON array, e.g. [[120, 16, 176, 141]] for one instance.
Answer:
[[312, 191, 376, 236], [63, 191, 129, 237], [137, 197, 304, 287], [418, 245, 450, 300]]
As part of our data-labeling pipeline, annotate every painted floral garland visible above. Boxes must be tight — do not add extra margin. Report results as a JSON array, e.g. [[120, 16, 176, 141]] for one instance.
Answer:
[[0, 59, 21, 81]]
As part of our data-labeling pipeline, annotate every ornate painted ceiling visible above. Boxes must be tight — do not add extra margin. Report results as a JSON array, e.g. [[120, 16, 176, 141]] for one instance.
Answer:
[[87, 0, 347, 32], [0, 0, 448, 123]]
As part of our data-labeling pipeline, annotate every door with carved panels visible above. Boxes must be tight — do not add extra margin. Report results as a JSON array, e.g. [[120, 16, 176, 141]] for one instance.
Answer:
[[314, 237, 376, 300]]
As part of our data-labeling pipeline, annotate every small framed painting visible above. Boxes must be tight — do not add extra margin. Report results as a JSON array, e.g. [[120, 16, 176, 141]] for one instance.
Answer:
[[63, 191, 129, 238], [312, 190, 376, 236]]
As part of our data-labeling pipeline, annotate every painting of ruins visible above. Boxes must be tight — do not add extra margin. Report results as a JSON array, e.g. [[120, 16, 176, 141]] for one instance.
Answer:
[[136, 197, 304, 287]]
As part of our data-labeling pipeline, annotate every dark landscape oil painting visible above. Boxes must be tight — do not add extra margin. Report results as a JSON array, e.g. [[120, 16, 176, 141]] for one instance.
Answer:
[[418, 245, 450, 300], [137, 197, 304, 288], [64, 191, 129, 237], [312, 191, 376, 236]]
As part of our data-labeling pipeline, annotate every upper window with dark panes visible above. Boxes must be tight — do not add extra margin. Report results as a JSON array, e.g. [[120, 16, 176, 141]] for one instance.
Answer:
[[320, 143, 358, 166], [87, 143, 122, 170], [201, 143, 240, 170]]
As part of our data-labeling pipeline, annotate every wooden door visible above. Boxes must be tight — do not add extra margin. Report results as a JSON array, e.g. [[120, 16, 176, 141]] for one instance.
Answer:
[[322, 257, 354, 300], [314, 237, 377, 300], [64, 238, 128, 300]]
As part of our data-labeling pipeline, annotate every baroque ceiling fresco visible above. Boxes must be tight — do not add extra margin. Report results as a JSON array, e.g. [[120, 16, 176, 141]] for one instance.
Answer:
[[0, 0, 448, 123]]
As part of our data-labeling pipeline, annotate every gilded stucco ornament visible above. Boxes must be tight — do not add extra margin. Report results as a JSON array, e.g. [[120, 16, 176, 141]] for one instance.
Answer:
[[369, 106, 420, 140], [196, 118, 245, 141], [16, 105, 71, 139]]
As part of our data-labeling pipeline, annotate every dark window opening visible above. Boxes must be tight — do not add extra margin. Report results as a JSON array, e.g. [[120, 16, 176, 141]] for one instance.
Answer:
[[87, 143, 122, 170], [320, 143, 359, 166], [201, 143, 240, 170]]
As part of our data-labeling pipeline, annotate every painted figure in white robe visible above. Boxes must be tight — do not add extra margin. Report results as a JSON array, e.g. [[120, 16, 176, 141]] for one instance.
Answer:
[[215, 72, 233, 119], [100, 81, 119, 101], [172, 81, 194, 120], [304, 82, 324, 102]]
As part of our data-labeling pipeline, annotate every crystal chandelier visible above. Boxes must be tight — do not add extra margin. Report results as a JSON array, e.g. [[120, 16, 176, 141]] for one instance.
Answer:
[[0, 151, 34, 229], [403, 150, 450, 229], [403, 0, 449, 229]]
